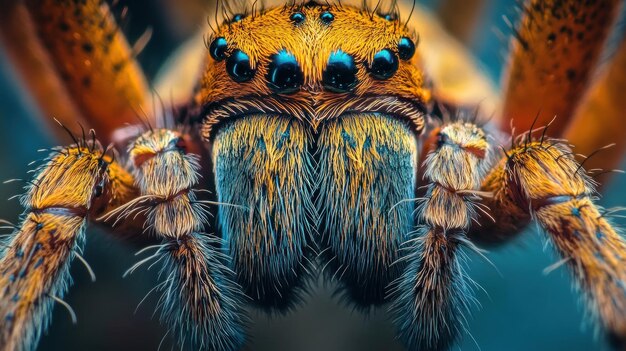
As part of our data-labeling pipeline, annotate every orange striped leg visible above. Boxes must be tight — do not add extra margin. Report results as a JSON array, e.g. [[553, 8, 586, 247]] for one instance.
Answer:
[[0, 142, 136, 351], [468, 154, 532, 245], [24, 0, 149, 145], [501, 0, 620, 134], [474, 139, 626, 346]]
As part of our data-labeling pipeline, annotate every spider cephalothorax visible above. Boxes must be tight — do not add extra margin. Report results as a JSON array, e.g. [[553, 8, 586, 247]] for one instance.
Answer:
[[1, 1, 626, 351], [195, 2, 429, 136]]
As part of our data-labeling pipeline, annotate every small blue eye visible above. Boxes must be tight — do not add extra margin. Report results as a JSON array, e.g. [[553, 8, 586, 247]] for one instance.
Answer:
[[382, 14, 396, 21], [369, 49, 398, 80], [398, 37, 416, 61], [322, 50, 358, 93], [290, 12, 305, 24], [209, 37, 228, 61], [266, 50, 303, 94], [232, 14, 245, 22], [226, 50, 256, 83], [320, 11, 334, 24]]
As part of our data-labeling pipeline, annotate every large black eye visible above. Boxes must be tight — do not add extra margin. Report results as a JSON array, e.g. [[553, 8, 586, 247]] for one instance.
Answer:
[[369, 49, 398, 80], [322, 50, 358, 93], [290, 12, 305, 24], [320, 11, 334, 24], [226, 50, 256, 82], [266, 50, 303, 94], [398, 37, 416, 61], [209, 37, 228, 61]]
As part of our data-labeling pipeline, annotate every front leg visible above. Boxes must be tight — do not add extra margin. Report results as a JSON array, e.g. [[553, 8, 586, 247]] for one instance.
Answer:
[[105, 128, 248, 350], [389, 121, 495, 351]]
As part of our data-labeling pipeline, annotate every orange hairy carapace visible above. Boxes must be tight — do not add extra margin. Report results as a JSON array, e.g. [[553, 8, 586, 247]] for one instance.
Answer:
[[194, 4, 431, 137]]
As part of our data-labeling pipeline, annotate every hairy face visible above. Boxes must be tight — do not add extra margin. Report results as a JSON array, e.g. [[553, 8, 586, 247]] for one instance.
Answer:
[[195, 2, 431, 138]]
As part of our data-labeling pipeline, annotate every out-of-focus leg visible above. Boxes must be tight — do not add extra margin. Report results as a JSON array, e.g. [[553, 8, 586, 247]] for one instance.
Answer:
[[435, 0, 487, 45], [0, 141, 136, 351], [501, 0, 620, 134], [24, 0, 150, 145], [564, 37, 626, 183], [0, 1, 87, 141], [471, 138, 626, 347]]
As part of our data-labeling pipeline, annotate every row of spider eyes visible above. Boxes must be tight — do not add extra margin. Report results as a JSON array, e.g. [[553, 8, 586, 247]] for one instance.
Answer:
[[207, 10, 416, 94]]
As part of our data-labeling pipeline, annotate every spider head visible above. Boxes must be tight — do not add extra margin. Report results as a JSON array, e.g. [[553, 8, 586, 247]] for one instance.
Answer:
[[193, 3, 431, 139]]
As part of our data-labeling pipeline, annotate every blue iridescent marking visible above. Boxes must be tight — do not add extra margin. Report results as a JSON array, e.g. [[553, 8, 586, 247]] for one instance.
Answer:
[[341, 130, 357, 148], [257, 136, 266, 151], [33, 257, 44, 269], [363, 136, 372, 150]]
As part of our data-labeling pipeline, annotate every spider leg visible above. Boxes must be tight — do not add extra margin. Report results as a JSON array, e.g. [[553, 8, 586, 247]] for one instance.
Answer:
[[316, 114, 417, 307], [0, 141, 136, 351], [472, 138, 626, 347], [212, 115, 316, 312], [389, 121, 495, 351], [501, 0, 621, 135], [2, 0, 150, 145], [116, 128, 248, 350], [435, 0, 487, 45], [0, 1, 88, 136], [564, 37, 626, 181]]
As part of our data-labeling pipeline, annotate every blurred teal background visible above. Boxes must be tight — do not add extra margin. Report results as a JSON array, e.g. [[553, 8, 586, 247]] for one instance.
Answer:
[[0, 1, 625, 350]]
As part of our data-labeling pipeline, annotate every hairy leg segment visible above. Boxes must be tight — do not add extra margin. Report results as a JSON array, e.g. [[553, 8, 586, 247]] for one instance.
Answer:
[[0, 142, 136, 351], [104, 128, 248, 350], [390, 121, 494, 351], [472, 137, 626, 348]]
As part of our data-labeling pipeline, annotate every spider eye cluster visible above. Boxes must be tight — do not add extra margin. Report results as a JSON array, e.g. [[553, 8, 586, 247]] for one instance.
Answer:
[[206, 8, 417, 95]]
